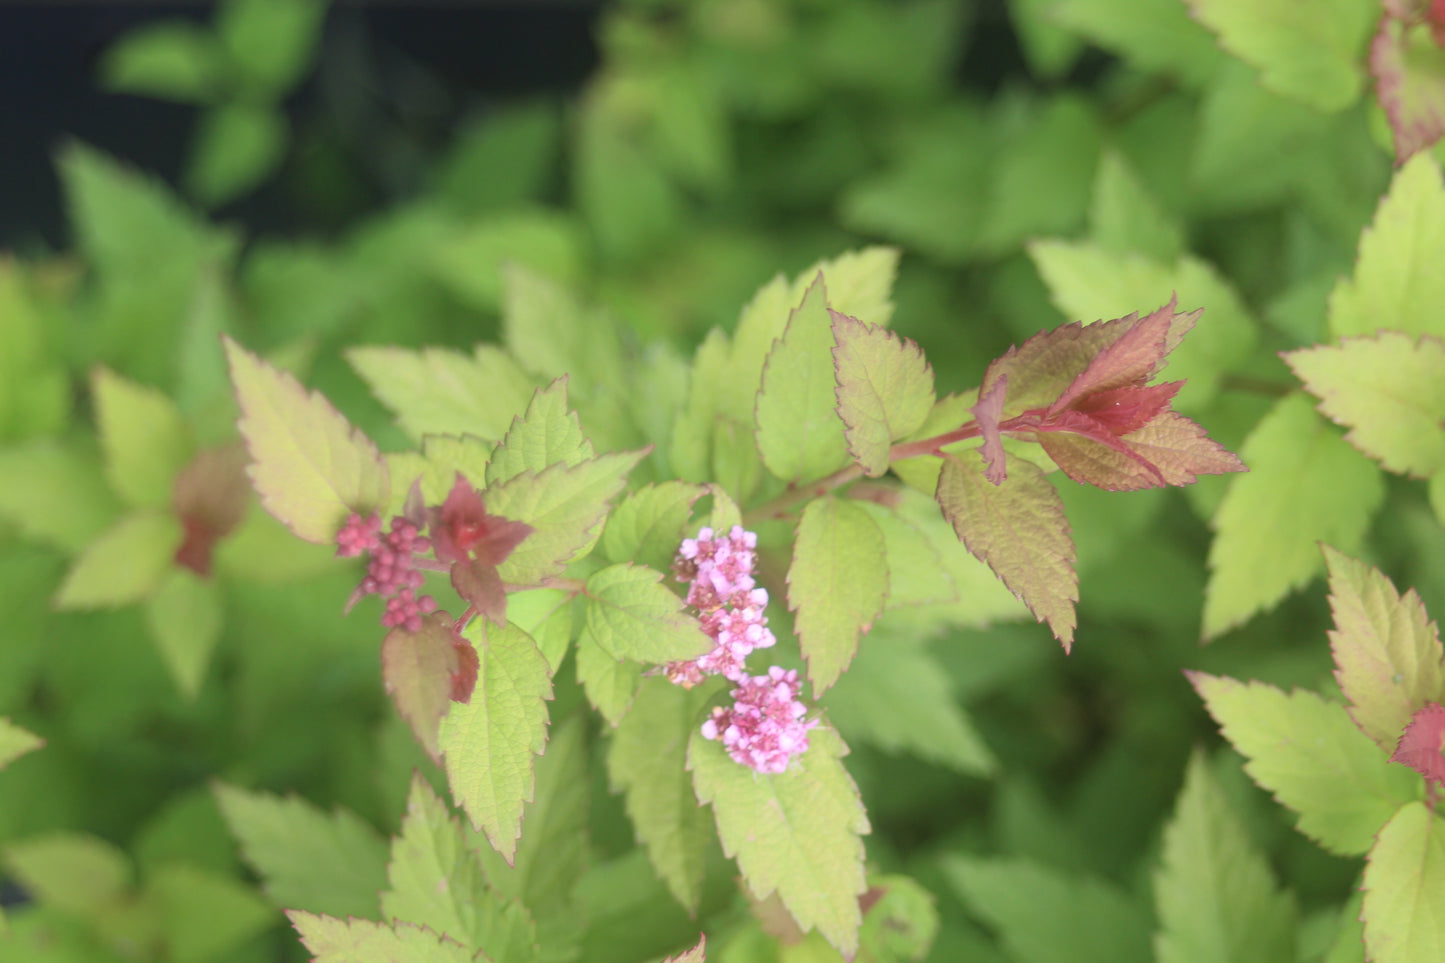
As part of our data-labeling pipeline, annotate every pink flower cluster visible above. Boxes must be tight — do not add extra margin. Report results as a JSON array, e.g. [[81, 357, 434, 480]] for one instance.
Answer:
[[701, 667, 818, 775], [666, 526, 813, 773], [336, 513, 437, 632]]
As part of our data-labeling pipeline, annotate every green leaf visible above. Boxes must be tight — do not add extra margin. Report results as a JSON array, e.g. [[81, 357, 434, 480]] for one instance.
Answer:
[[1185, 0, 1375, 111], [671, 328, 731, 484], [826, 640, 995, 774], [213, 783, 389, 918], [502, 265, 626, 393], [1190, 674, 1420, 855], [439, 620, 552, 864], [347, 344, 536, 444], [98, 21, 223, 103], [1323, 548, 1445, 753], [218, 0, 327, 96], [54, 511, 181, 609], [584, 563, 712, 664], [602, 481, 706, 573], [143, 568, 222, 699], [0, 441, 123, 551], [788, 497, 889, 694], [1372, 18, 1445, 162], [1089, 150, 1184, 261], [1203, 393, 1385, 638], [431, 210, 586, 311], [387, 435, 494, 515], [1361, 801, 1445, 963], [574, 96, 683, 263], [2, 833, 131, 916], [225, 336, 390, 544], [1329, 153, 1445, 339], [0, 262, 68, 442], [381, 615, 465, 764], [756, 275, 852, 483], [92, 367, 194, 509], [486, 379, 595, 487], [1287, 331, 1445, 477], [0, 718, 43, 770], [185, 103, 288, 207], [690, 725, 869, 957], [381, 775, 538, 961], [607, 678, 714, 913], [855, 499, 957, 608], [1153, 752, 1297, 963], [148, 862, 274, 963], [935, 451, 1077, 649], [793, 247, 901, 328], [943, 856, 1153, 963], [1050, 0, 1224, 87], [288, 913, 477, 963], [504, 587, 574, 676], [484, 450, 647, 585], [832, 313, 935, 477], [575, 624, 642, 727]]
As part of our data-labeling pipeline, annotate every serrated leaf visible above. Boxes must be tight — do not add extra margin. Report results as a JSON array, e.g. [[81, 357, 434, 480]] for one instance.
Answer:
[[1089, 150, 1184, 260], [225, 337, 389, 544], [54, 511, 181, 609], [1329, 153, 1445, 340], [1184, 0, 1375, 111], [689, 725, 869, 957], [0, 719, 42, 770], [1286, 331, 1445, 477], [607, 677, 715, 912], [484, 450, 647, 585], [149, 862, 274, 963], [664, 935, 707, 963], [213, 784, 388, 919], [0, 440, 122, 551], [826, 640, 994, 774], [387, 435, 494, 516], [935, 451, 1077, 648], [791, 247, 900, 329], [381, 775, 539, 961], [1153, 752, 1297, 963], [943, 856, 1152, 963], [854, 498, 957, 608], [382, 614, 468, 764], [1204, 393, 1385, 638], [289, 913, 477, 963], [756, 275, 852, 483], [1372, 17, 1445, 162], [575, 624, 642, 726], [439, 620, 552, 864], [92, 367, 193, 509], [1362, 801, 1445, 963], [348, 344, 536, 444], [505, 588, 573, 675], [832, 312, 935, 477], [486, 378, 594, 487], [1324, 548, 1445, 753], [2, 833, 131, 916], [1190, 674, 1420, 855], [602, 481, 707, 573], [720, 274, 792, 424], [788, 497, 889, 694], [584, 563, 712, 664], [143, 568, 222, 699]]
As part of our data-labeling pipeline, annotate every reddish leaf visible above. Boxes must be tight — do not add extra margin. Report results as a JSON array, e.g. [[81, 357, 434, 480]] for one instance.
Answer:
[[1064, 381, 1182, 436], [1371, 15, 1445, 162], [1038, 409, 1245, 491], [172, 443, 251, 576], [450, 636, 479, 703], [971, 375, 1009, 485], [433, 473, 533, 566], [382, 613, 464, 763], [451, 557, 508, 627], [1050, 297, 1194, 409], [1390, 703, 1445, 785]]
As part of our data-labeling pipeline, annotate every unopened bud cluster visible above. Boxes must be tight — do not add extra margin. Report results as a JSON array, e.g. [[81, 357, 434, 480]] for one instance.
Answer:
[[336, 512, 438, 632]]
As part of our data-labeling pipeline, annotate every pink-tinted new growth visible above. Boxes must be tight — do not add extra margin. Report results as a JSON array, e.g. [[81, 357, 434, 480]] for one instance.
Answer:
[[701, 667, 817, 774], [665, 526, 776, 686], [1390, 702, 1445, 787], [430, 474, 533, 626], [338, 512, 438, 632]]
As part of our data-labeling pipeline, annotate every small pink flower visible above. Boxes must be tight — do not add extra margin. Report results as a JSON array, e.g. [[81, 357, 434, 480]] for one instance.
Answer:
[[701, 667, 816, 774]]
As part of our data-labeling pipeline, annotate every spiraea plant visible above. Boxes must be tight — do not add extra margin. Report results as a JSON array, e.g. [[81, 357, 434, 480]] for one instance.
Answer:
[[224, 248, 1243, 959]]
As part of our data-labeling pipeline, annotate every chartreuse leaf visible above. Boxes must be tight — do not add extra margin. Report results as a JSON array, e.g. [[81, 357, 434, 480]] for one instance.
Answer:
[[439, 619, 552, 864], [719, 274, 791, 423], [602, 481, 706, 573], [92, 367, 193, 509], [1286, 332, 1445, 477], [756, 275, 852, 483], [143, 568, 222, 699], [225, 337, 389, 544], [503, 265, 626, 392], [387, 434, 493, 515], [1089, 150, 1184, 260], [944, 856, 1152, 963], [485, 449, 647, 585], [789, 497, 889, 694], [289, 913, 476, 963], [0, 261, 68, 441], [381, 774, 538, 961], [504, 588, 573, 675], [826, 639, 994, 774], [1153, 752, 1297, 963], [54, 511, 181, 609], [1185, 0, 1374, 111], [608, 677, 715, 912], [347, 344, 536, 443], [430, 210, 586, 311], [1330, 154, 1445, 339], [575, 624, 642, 726], [1203, 394, 1385, 638], [1323, 548, 1445, 753], [486, 378, 594, 487], [855, 498, 956, 608], [1190, 674, 1420, 855], [2, 833, 131, 916], [0, 719, 42, 770], [1362, 801, 1445, 963], [832, 312, 935, 477], [936, 451, 1077, 649], [792, 247, 900, 328], [213, 784, 388, 918], [690, 725, 869, 957], [0, 440, 122, 551], [584, 563, 712, 664], [671, 328, 730, 484], [148, 862, 274, 963]]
